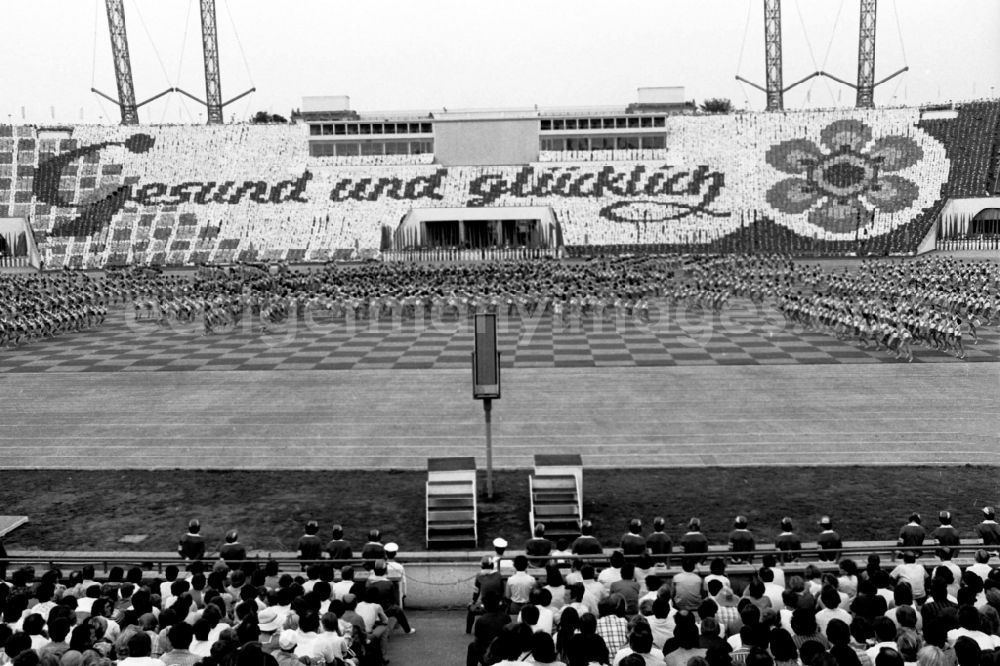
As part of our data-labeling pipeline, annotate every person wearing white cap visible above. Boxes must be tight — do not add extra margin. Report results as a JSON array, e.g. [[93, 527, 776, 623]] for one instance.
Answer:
[[256, 607, 283, 652], [273, 630, 300, 666], [384, 542, 407, 606], [491, 537, 514, 575], [976, 507, 1000, 554]]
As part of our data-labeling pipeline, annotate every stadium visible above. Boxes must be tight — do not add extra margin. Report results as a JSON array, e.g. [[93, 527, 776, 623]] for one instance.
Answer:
[[1, 1, 1000, 665]]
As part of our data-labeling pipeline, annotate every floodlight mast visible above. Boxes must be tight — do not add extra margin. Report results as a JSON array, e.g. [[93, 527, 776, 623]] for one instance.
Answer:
[[200, 0, 224, 124], [101, 0, 138, 125], [92, 0, 174, 125], [735, 0, 820, 111], [175, 0, 256, 124], [763, 0, 784, 111], [815, 0, 908, 107], [856, 0, 877, 108]]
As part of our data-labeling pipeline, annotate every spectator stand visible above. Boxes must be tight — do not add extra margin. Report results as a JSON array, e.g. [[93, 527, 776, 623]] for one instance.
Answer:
[[425, 457, 478, 549], [529, 454, 583, 541]]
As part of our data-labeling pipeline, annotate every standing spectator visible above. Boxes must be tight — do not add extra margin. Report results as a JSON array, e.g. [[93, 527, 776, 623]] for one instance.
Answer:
[[647, 517, 673, 566], [324, 525, 353, 564], [505, 556, 536, 616], [177, 520, 204, 562], [817, 517, 843, 562], [621, 520, 647, 558]]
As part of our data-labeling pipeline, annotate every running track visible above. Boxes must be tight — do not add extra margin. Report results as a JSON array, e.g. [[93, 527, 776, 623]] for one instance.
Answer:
[[1, 364, 997, 469]]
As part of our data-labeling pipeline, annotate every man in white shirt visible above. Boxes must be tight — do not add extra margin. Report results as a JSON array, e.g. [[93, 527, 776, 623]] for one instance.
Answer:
[[889, 554, 927, 602], [505, 555, 536, 615], [759, 568, 785, 610], [598, 551, 625, 592], [332, 566, 355, 601], [966, 550, 993, 582], [581, 565, 608, 605], [815, 586, 853, 635]]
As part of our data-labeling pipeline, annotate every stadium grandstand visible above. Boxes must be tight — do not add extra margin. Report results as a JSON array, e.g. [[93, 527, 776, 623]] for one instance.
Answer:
[[3, 96, 1000, 268], [2, 0, 1000, 665]]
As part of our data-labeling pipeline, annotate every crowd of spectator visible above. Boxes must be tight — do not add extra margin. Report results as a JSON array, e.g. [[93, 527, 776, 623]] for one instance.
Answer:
[[466, 508, 1000, 666], [0, 520, 419, 666]]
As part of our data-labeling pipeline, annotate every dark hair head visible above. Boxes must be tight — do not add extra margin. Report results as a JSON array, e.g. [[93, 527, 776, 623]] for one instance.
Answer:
[[791, 608, 818, 636]]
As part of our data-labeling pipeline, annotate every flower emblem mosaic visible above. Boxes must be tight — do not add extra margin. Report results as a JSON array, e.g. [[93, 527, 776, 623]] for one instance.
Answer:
[[762, 117, 949, 237]]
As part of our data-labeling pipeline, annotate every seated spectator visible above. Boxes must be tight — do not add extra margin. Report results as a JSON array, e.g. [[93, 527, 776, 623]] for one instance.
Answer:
[[647, 518, 673, 566], [612, 619, 664, 666], [529, 630, 565, 666], [159, 622, 198, 666], [525, 524, 553, 568], [469, 592, 510, 666], [728, 517, 755, 565], [597, 594, 630, 656], [792, 608, 831, 651], [119, 632, 165, 666], [621, 520, 647, 558], [572, 522, 603, 556], [610, 563, 641, 617], [867, 618, 902, 662]]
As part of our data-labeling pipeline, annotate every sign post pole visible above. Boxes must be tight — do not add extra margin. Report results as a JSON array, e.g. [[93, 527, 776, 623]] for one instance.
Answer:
[[483, 397, 493, 500]]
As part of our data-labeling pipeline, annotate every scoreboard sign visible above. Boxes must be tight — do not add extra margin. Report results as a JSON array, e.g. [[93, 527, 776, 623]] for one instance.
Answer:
[[472, 313, 500, 399]]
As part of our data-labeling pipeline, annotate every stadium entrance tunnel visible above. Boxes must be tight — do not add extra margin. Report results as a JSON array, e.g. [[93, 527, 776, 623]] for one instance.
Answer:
[[390, 206, 561, 250], [939, 197, 1000, 239]]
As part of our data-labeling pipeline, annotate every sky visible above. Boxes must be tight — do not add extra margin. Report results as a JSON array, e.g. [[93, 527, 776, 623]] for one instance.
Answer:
[[1, 0, 998, 124]]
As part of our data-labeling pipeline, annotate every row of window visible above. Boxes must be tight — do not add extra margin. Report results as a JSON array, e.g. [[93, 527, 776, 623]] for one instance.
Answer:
[[540, 116, 666, 131], [540, 135, 666, 151], [309, 122, 433, 136], [309, 140, 434, 157]]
